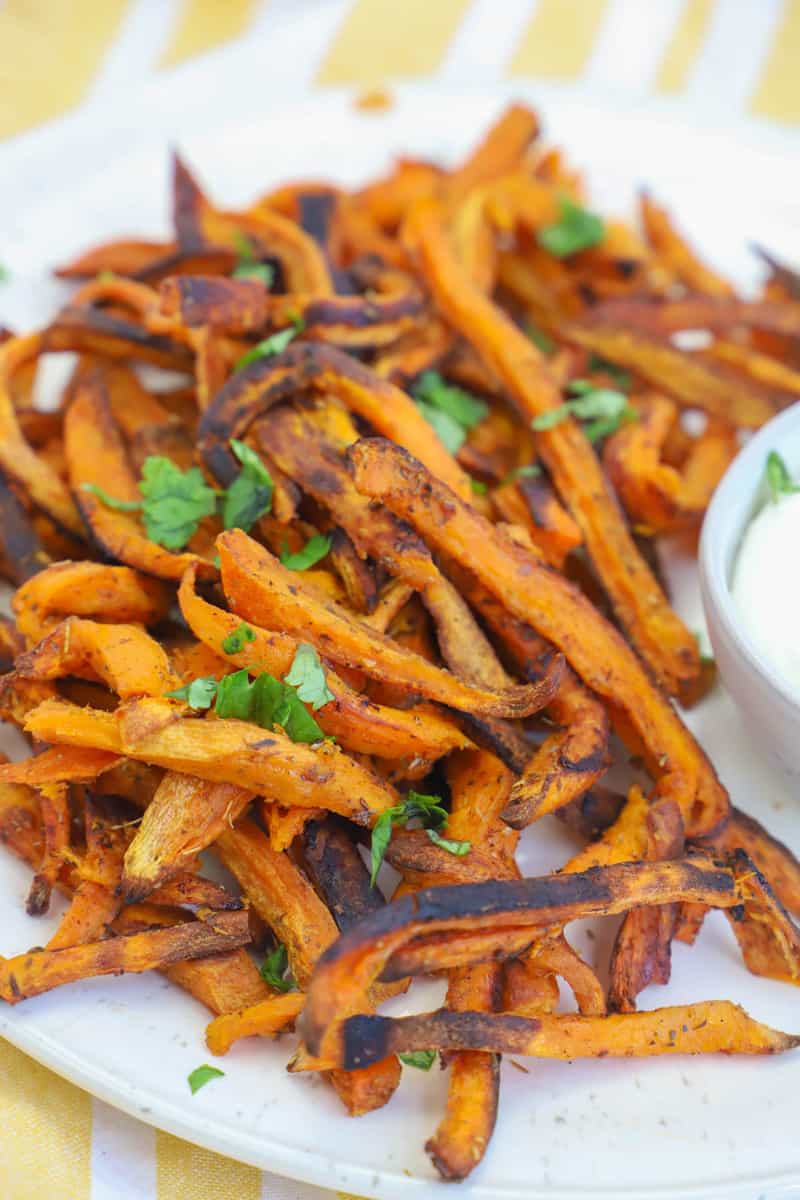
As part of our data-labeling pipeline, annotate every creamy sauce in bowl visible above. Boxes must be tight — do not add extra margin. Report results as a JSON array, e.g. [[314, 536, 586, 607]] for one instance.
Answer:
[[732, 453, 800, 693]]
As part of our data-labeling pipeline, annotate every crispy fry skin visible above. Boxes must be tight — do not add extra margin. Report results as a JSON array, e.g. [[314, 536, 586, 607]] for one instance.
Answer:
[[123, 773, 252, 899], [0, 908, 251, 1003], [403, 202, 699, 701], [699, 808, 800, 919], [530, 935, 606, 1017], [178, 565, 470, 760], [727, 851, 800, 986], [197, 340, 473, 501], [65, 374, 213, 581], [319, 1003, 799, 1072], [218, 529, 562, 719], [26, 696, 399, 825], [301, 858, 738, 1058], [16, 618, 175, 698], [302, 818, 386, 933], [12, 561, 171, 646], [565, 325, 776, 427], [349, 439, 727, 834], [444, 103, 539, 205]]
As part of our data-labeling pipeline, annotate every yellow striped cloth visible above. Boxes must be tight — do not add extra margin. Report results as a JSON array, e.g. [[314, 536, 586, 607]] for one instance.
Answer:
[[0, 1, 797, 1197]]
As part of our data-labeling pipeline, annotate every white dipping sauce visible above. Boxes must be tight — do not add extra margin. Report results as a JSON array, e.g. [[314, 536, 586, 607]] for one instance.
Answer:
[[732, 491, 800, 691]]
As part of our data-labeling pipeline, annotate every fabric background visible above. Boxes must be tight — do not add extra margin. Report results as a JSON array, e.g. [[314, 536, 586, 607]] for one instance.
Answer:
[[0, 1, 797, 1197]]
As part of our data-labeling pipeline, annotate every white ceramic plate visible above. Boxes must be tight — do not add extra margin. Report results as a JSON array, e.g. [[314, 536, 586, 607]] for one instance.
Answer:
[[1, 75, 799, 1200]]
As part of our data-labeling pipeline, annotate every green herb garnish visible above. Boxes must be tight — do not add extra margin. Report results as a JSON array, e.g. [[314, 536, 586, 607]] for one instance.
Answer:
[[426, 828, 471, 856], [166, 675, 219, 709], [501, 463, 542, 487], [222, 439, 274, 532], [259, 943, 296, 992], [221, 622, 256, 655], [469, 478, 488, 496], [235, 322, 304, 372], [280, 533, 331, 571], [398, 1050, 437, 1071], [188, 1064, 225, 1094], [369, 789, 451, 886], [587, 353, 632, 390], [231, 232, 274, 287], [532, 381, 637, 444], [80, 483, 141, 512], [538, 197, 605, 258], [84, 458, 218, 551], [765, 450, 800, 503], [284, 643, 334, 710], [412, 370, 488, 455]]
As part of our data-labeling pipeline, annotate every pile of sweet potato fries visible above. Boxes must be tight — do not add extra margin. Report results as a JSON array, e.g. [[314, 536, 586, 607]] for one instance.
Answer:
[[0, 102, 798, 1180]]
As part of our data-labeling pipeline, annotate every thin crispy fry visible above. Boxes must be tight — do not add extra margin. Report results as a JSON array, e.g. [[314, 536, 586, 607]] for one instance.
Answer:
[[219, 529, 562, 719], [16, 618, 175, 698], [206, 992, 307, 1054], [0, 908, 250, 1003], [349, 439, 727, 834], [403, 201, 699, 700], [639, 193, 734, 297]]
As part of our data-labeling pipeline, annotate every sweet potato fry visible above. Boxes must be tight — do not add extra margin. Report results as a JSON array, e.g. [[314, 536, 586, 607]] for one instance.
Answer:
[[403, 201, 699, 700], [219, 529, 561, 719], [178, 565, 470, 760], [0, 474, 50, 584], [302, 817, 386, 932], [315, 1002, 799, 1072], [23, 697, 398, 825], [65, 374, 213, 581], [604, 394, 737, 532], [123, 773, 252, 899], [444, 103, 539, 206], [15, 618, 175, 698], [705, 338, 800, 397], [349, 439, 727, 834], [639, 193, 734, 297], [197, 340, 472, 502], [206, 992, 307, 1054], [12, 561, 171, 646], [727, 850, 800, 986], [25, 782, 70, 917], [699, 807, 800, 919], [0, 334, 84, 536], [302, 857, 738, 1058], [566, 324, 777, 426], [0, 908, 251, 1003]]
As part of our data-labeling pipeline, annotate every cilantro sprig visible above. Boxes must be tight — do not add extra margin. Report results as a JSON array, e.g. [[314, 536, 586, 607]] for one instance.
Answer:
[[188, 1064, 225, 1094], [83, 440, 274, 551], [369, 790, 470, 887], [538, 197, 605, 258], [412, 370, 488, 455], [532, 380, 637, 444], [231, 231, 274, 287], [167, 644, 333, 743], [259, 943, 297, 992], [280, 534, 331, 571], [765, 450, 800, 503]]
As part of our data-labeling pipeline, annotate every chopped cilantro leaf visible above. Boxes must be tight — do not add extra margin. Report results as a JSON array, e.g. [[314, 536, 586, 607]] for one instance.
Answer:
[[765, 450, 800, 503], [370, 789, 449, 886], [412, 371, 488, 455], [138, 457, 218, 550], [284, 643, 334, 710], [469, 478, 488, 496], [222, 439, 273, 531], [231, 232, 274, 286], [188, 1064, 224, 1094], [532, 382, 637, 444], [527, 323, 555, 354], [221, 622, 256, 655], [398, 1050, 437, 1070], [280, 533, 331, 571], [166, 676, 218, 710], [235, 323, 303, 372], [259, 943, 296, 992], [538, 197, 604, 258]]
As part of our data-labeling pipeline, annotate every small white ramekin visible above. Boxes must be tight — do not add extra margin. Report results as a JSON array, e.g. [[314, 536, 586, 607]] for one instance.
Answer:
[[700, 400, 800, 773]]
